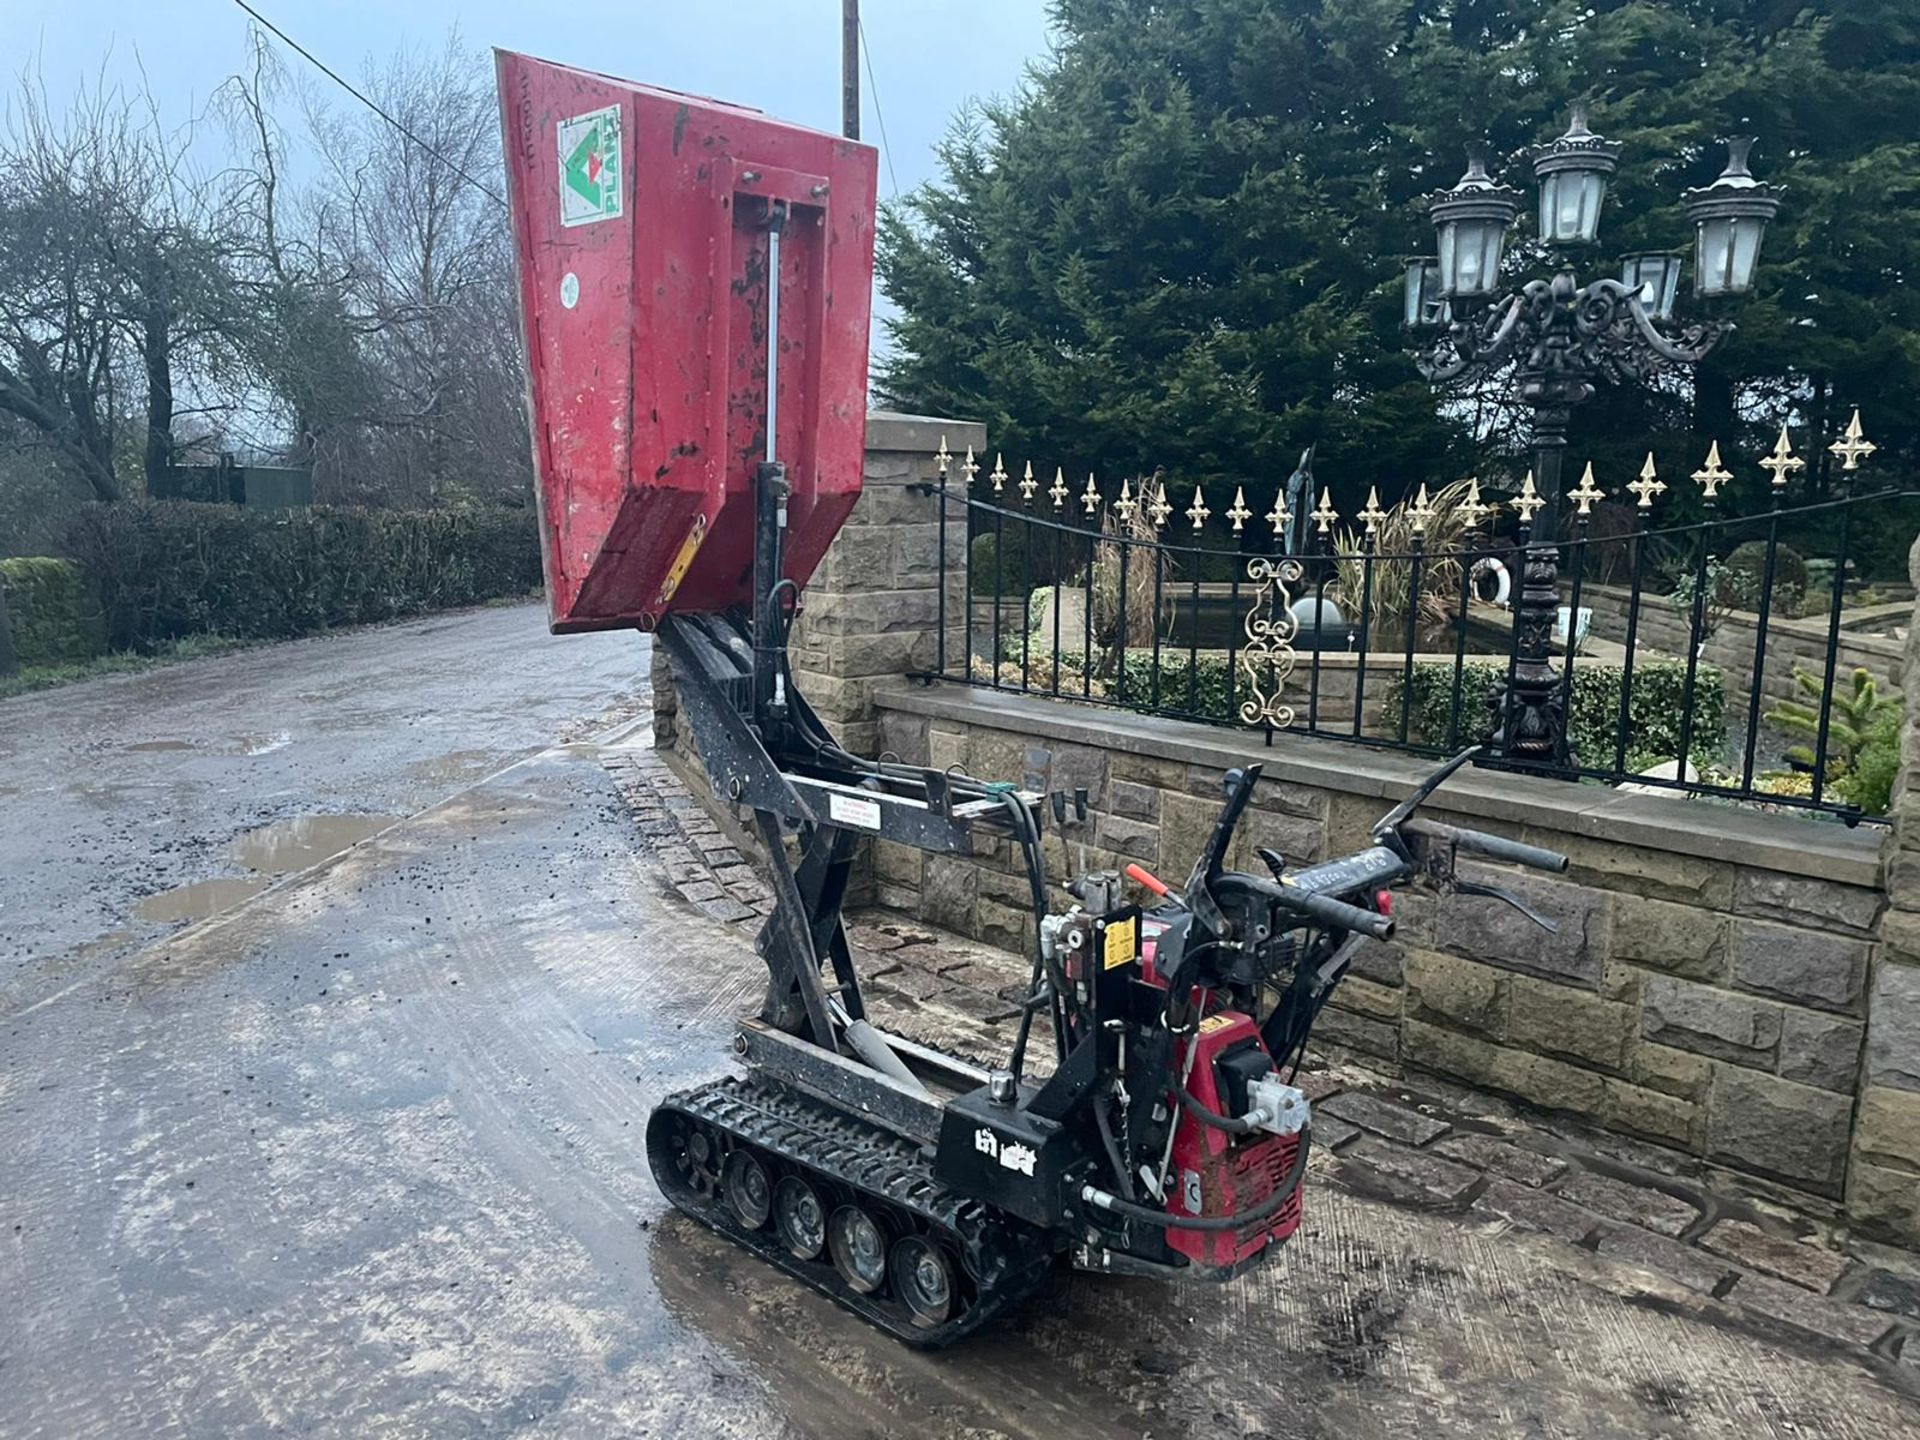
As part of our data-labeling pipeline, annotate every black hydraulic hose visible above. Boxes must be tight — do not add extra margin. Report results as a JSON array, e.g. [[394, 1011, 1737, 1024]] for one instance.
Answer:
[[1085, 1125, 1312, 1232], [1173, 1077, 1261, 1135], [1003, 787, 1071, 1078]]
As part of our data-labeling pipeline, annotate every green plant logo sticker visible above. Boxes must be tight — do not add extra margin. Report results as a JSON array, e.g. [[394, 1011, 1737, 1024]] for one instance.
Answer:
[[558, 106, 622, 227]]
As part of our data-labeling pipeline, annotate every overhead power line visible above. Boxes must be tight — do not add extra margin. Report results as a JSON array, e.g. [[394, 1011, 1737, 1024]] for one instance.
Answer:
[[857, 18, 899, 198], [230, 0, 507, 207]]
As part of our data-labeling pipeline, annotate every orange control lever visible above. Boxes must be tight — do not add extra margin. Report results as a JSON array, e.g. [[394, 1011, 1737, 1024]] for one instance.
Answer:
[[1125, 863, 1171, 898]]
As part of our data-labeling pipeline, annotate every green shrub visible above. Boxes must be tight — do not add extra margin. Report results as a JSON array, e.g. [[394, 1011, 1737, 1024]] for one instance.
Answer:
[[1117, 649, 1237, 720], [1386, 658, 1726, 772], [61, 501, 541, 653], [1837, 703, 1902, 815], [0, 557, 107, 664], [1721, 539, 1808, 617]]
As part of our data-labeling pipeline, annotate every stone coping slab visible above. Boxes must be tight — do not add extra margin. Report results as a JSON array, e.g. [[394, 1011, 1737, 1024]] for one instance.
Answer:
[[876, 684, 1883, 887]]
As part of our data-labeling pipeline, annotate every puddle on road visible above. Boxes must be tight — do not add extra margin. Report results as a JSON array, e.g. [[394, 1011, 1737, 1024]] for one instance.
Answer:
[[134, 813, 401, 923], [124, 739, 196, 753], [229, 814, 398, 873], [135, 875, 272, 922]]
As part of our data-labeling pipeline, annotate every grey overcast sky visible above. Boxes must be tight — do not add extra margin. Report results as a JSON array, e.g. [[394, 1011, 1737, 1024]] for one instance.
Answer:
[[13, 0, 1057, 359]]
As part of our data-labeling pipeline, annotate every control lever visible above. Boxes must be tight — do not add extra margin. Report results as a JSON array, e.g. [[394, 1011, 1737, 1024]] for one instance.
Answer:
[[1452, 878, 1559, 933], [1255, 846, 1289, 883]]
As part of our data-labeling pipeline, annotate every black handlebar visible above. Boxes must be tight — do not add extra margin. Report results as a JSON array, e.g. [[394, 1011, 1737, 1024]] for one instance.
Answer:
[[1217, 873, 1396, 941], [1275, 884, 1396, 941], [1400, 818, 1569, 874]]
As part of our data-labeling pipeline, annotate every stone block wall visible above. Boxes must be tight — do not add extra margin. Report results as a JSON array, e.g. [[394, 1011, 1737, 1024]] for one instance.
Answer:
[[1580, 582, 1906, 709], [873, 684, 1892, 1221]]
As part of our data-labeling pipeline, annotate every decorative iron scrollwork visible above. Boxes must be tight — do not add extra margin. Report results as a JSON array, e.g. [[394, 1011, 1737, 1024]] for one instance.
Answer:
[[1240, 557, 1302, 729]]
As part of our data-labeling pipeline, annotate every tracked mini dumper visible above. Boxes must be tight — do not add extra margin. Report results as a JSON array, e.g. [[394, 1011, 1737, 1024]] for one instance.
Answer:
[[498, 50, 1570, 1346]]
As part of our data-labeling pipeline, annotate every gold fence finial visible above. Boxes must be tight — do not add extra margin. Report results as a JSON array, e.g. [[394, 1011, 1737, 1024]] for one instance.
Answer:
[[1760, 424, 1804, 488], [1568, 461, 1604, 516], [1691, 441, 1730, 500], [962, 446, 979, 487], [1081, 472, 1100, 515], [1019, 460, 1038, 502], [1227, 485, 1251, 533], [1357, 486, 1387, 536], [1311, 487, 1338, 535], [1049, 466, 1068, 509], [1115, 478, 1137, 524], [1456, 477, 1490, 531], [1513, 473, 1545, 525], [1266, 489, 1290, 539], [989, 452, 1008, 493], [1628, 452, 1666, 509], [1148, 482, 1173, 529], [1186, 484, 1212, 530], [1408, 483, 1436, 536], [1830, 408, 1875, 471], [935, 436, 951, 477]]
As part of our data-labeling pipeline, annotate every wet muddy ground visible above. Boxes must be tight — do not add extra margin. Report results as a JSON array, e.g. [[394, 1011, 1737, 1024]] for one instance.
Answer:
[[0, 602, 645, 969], [4, 734, 1917, 1438]]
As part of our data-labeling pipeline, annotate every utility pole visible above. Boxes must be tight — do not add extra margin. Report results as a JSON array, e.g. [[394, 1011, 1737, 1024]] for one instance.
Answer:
[[841, 0, 860, 140]]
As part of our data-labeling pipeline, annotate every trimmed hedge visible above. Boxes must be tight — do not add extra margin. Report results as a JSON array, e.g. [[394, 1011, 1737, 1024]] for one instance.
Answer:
[[1386, 658, 1727, 773], [0, 557, 108, 665], [62, 501, 541, 654]]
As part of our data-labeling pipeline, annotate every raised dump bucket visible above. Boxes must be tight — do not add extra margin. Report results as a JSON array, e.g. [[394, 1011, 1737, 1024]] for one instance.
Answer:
[[496, 51, 878, 631]]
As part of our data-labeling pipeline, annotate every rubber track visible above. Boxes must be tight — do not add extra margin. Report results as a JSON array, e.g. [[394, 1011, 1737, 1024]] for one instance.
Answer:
[[648, 1075, 1057, 1347]]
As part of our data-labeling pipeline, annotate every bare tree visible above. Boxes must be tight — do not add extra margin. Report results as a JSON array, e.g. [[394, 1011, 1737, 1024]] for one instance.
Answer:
[[303, 33, 528, 507]]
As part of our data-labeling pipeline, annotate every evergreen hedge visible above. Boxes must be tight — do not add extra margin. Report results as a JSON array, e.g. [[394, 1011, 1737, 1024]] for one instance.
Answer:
[[61, 501, 542, 654], [0, 557, 108, 665], [1387, 659, 1726, 774]]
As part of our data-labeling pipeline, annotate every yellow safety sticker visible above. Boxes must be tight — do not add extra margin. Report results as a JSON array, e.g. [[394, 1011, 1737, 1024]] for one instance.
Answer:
[[654, 514, 708, 607], [1102, 915, 1138, 970], [1198, 1013, 1236, 1035]]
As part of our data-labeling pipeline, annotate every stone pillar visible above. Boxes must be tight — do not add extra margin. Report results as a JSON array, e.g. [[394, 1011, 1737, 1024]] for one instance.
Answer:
[[784, 411, 981, 758], [1850, 534, 1920, 1245]]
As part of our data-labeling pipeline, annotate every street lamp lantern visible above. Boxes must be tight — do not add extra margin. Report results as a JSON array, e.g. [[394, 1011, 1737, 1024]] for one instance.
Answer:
[[1405, 105, 1777, 775], [1620, 251, 1684, 321], [1685, 137, 1780, 297], [1428, 153, 1522, 299], [1531, 105, 1621, 246]]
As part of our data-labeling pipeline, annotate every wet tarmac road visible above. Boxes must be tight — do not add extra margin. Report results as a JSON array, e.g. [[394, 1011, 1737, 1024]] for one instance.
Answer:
[[0, 603, 645, 971], [4, 736, 1917, 1438]]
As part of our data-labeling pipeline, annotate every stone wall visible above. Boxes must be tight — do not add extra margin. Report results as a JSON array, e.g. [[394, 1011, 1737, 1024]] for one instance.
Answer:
[[871, 683, 1898, 1223], [1580, 582, 1906, 709]]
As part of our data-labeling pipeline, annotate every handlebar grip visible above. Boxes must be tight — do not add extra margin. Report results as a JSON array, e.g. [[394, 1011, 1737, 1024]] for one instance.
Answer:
[[1404, 819, 1568, 874], [1271, 885, 1396, 941]]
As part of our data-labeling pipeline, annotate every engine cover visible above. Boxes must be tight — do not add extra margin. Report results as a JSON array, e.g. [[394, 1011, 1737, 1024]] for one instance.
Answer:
[[1165, 1011, 1305, 1271]]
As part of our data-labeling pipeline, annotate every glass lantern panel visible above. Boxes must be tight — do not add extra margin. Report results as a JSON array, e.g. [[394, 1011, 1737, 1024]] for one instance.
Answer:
[[1404, 262, 1425, 326], [1540, 170, 1605, 244], [1696, 217, 1736, 296], [1728, 218, 1767, 295], [1437, 222, 1459, 295]]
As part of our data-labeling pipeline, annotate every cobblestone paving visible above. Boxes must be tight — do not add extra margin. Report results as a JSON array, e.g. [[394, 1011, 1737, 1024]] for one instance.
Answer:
[[605, 746, 1920, 1378]]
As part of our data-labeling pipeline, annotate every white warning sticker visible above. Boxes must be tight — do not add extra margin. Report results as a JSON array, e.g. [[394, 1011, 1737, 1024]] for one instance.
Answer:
[[828, 793, 882, 831]]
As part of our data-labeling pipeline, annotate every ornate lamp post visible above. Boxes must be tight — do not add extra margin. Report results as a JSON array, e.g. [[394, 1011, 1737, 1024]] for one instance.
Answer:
[[1404, 111, 1780, 767]]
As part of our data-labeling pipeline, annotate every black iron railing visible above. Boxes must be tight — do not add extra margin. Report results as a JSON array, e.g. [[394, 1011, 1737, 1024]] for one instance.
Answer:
[[924, 450, 1916, 825]]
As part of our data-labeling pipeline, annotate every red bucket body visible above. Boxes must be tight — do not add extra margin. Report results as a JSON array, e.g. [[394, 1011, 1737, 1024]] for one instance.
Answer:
[[496, 51, 878, 631]]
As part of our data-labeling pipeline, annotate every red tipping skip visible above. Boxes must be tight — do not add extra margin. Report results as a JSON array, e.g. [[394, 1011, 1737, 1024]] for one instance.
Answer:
[[496, 50, 878, 631]]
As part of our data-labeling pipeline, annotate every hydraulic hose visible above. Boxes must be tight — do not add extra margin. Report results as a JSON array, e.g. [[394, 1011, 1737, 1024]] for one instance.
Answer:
[[1172, 1077, 1261, 1135], [1083, 1125, 1312, 1233]]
